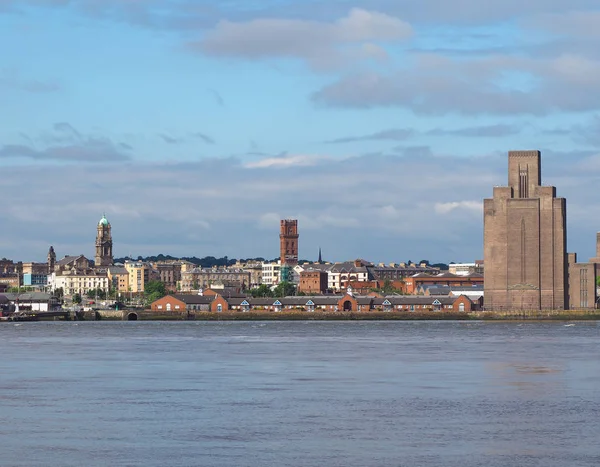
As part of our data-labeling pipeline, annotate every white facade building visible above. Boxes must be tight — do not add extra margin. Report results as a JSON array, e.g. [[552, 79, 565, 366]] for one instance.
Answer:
[[49, 271, 109, 297], [261, 261, 281, 286], [448, 262, 484, 276]]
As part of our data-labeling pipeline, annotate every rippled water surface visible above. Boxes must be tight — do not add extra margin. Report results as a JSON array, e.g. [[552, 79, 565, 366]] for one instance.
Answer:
[[1, 321, 599, 467]]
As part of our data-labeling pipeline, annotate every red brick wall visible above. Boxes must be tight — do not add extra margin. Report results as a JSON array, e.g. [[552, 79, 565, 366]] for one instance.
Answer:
[[150, 295, 186, 312]]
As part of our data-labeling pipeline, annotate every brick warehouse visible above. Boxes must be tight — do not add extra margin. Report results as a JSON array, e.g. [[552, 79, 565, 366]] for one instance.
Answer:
[[484, 151, 568, 311]]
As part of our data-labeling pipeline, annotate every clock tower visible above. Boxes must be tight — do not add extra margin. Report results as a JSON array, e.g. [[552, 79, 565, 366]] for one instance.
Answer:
[[95, 214, 114, 267]]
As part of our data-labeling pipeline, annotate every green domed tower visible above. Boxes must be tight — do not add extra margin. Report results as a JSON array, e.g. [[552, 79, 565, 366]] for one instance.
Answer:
[[95, 214, 113, 267]]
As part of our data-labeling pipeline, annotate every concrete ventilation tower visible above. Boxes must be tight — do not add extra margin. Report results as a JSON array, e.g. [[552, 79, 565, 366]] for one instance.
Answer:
[[95, 214, 114, 267], [484, 151, 567, 311], [279, 219, 299, 282]]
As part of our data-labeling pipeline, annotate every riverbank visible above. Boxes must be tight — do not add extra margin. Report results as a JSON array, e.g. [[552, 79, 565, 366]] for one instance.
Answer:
[[91, 309, 600, 321]]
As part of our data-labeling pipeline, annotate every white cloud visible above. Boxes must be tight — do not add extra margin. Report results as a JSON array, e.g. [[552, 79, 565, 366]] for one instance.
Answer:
[[192, 8, 412, 69], [434, 201, 483, 214], [312, 51, 600, 115], [244, 154, 330, 169]]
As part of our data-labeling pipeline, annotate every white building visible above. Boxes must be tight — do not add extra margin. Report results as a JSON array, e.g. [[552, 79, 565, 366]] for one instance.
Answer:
[[327, 261, 370, 292], [448, 262, 484, 276], [261, 261, 281, 286], [49, 271, 109, 297]]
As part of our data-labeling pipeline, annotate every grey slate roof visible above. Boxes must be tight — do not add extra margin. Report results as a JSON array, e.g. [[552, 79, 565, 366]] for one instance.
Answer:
[[108, 266, 128, 274], [56, 255, 86, 266], [1, 292, 56, 301], [424, 286, 452, 296], [171, 294, 215, 305]]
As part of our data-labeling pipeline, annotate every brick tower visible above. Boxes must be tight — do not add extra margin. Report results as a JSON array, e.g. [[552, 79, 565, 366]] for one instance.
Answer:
[[483, 151, 567, 311], [280, 219, 299, 266], [95, 214, 114, 267]]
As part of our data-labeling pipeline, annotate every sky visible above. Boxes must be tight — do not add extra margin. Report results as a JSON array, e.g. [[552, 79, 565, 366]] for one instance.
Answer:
[[1, 0, 600, 264]]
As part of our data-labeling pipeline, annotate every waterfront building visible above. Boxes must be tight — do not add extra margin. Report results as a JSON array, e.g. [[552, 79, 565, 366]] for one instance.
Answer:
[[124, 261, 152, 293], [326, 260, 372, 292], [95, 214, 113, 267], [0, 259, 20, 274], [0, 292, 61, 312], [241, 262, 263, 288], [152, 261, 186, 292], [179, 267, 251, 292], [107, 266, 129, 294], [261, 261, 281, 286], [484, 151, 567, 310], [567, 233, 600, 309], [298, 269, 328, 294], [0, 274, 19, 290], [22, 273, 48, 289], [448, 261, 484, 276], [49, 270, 109, 297], [369, 262, 440, 281], [201, 292, 476, 313], [54, 255, 91, 274], [405, 272, 483, 294], [150, 294, 215, 313]]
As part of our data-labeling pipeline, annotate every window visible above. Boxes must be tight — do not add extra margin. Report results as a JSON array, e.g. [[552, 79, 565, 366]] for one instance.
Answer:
[[217, 304, 223, 312]]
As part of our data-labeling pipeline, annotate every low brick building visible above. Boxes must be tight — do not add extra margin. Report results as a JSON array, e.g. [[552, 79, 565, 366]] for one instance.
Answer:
[[150, 294, 215, 313], [203, 292, 476, 313]]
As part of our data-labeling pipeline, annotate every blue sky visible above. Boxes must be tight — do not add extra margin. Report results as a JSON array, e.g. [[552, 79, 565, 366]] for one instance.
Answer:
[[1, 0, 600, 263]]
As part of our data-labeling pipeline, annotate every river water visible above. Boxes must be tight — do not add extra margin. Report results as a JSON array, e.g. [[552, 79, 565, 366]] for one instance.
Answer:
[[0, 321, 599, 467]]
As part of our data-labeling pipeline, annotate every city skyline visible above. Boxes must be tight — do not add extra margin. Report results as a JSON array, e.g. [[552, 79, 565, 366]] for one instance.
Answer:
[[1, 1, 600, 262]]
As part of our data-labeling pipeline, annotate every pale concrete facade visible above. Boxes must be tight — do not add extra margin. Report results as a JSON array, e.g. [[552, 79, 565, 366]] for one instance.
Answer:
[[484, 151, 568, 310], [125, 261, 151, 293], [49, 271, 109, 296]]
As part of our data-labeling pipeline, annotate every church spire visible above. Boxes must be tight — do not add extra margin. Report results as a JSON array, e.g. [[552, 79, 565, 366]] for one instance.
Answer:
[[318, 247, 322, 264]]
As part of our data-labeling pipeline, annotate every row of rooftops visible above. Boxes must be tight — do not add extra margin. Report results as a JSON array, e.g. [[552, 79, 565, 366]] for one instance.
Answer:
[[409, 272, 484, 279], [167, 293, 468, 307]]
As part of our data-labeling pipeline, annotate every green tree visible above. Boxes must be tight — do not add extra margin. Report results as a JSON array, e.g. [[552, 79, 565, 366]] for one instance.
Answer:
[[54, 287, 64, 299], [8, 286, 34, 293], [247, 284, 273, 298], [145, 281, 166, 296], [145, 280, 167, 305], [72, 293, 82, 304], [273, 281, 296, 297], [86, 288, 106, 300], [381, 280, 395, 294]]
